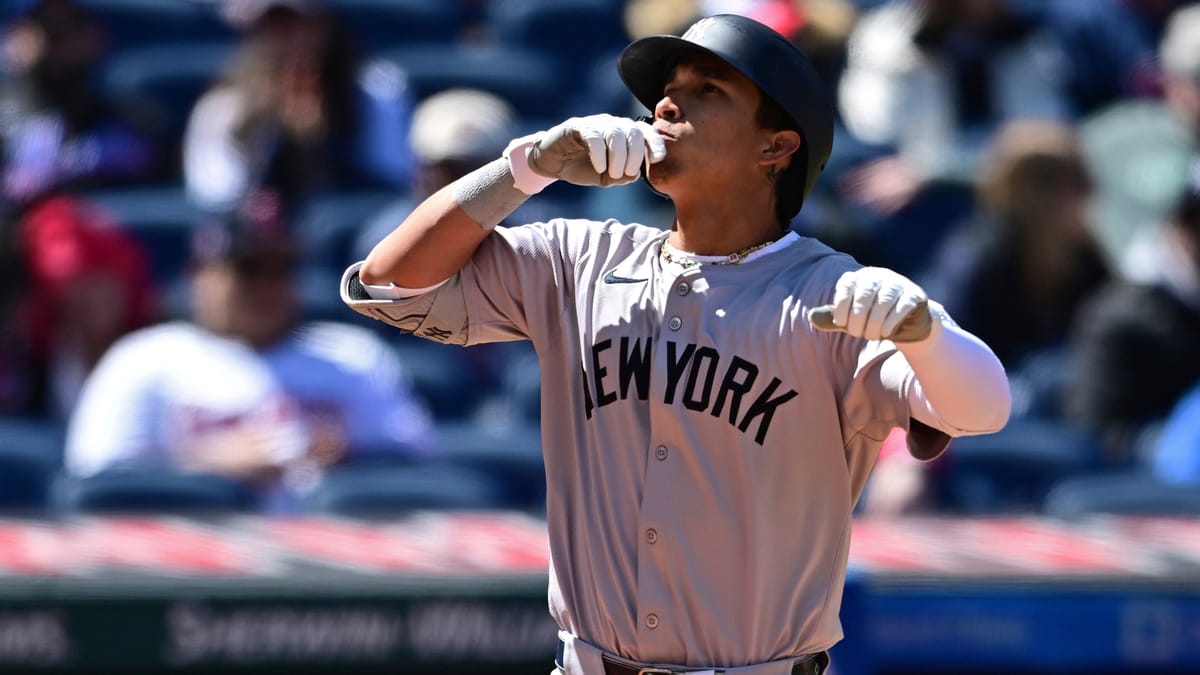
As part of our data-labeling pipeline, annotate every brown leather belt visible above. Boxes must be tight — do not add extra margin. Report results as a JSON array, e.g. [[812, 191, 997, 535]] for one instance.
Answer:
[[600, 651, 829, 675]]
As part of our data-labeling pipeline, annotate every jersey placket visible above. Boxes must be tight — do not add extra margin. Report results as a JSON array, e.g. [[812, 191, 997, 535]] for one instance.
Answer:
[[633, 264, 708, 658]]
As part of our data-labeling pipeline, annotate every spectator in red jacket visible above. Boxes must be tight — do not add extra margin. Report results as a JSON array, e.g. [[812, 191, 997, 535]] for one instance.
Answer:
[[15, 196, 155, 418]]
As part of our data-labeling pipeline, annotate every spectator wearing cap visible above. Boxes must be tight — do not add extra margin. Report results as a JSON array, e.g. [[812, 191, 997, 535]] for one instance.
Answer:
[[65, 211, 434, 512], [352, 89, 567, 416], [182, 0, 413, 216], [1080, 2, 1200, 271], [353, 88, 558, 260], [1158, 2, 1200, 139], [407, 88, 519, 203], [1065, 157, 1200, 465]]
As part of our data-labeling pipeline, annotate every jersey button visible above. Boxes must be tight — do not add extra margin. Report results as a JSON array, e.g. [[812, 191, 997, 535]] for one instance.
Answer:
[[667, 316, 682, 331], [675, 282, 690, 296], [646, 528, 658, 544], [655, 445, 668, 460], [645, 613, 659, 629]]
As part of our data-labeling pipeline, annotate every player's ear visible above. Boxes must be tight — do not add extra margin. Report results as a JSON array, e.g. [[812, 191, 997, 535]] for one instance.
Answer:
[[759, 130, 801, 166]]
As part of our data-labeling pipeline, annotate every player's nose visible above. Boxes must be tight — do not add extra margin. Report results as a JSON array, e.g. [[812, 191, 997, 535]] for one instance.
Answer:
[[654, 95, 681, 122]]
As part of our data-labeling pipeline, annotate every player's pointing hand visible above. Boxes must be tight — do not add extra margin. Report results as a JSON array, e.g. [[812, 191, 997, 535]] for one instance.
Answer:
[[809, 267, 933, 342], [521, 114, 667, 188]]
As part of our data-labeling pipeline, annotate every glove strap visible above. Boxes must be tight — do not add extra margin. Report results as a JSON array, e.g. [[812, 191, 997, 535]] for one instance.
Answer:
[[504, 133, 558, 195]]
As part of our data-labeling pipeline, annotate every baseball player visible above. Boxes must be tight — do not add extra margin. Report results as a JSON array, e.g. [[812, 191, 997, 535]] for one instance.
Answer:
[[342, 14, 1010, 675]]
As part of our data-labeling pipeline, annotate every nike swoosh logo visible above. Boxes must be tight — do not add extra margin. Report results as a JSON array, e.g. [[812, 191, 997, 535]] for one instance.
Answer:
[[603, 270, 648, 284]]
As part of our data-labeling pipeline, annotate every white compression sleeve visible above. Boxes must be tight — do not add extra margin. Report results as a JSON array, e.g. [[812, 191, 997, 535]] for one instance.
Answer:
[[896, 309, 1011, 436]]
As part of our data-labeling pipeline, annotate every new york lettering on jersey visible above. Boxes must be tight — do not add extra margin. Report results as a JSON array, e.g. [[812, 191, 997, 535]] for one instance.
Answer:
[[580, 337, 799, 445]]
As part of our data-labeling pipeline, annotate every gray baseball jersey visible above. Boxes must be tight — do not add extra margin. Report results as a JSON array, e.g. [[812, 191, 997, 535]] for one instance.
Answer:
[[341, 219, 950, 668]]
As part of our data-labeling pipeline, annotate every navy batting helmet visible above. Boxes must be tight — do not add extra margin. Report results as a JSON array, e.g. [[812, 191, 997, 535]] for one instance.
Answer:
[[618, 14, 835, 209]]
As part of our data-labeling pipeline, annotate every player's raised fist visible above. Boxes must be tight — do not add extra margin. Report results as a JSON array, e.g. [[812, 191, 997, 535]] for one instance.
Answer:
[[809, 267, 933, 342], [521, 114, 667, 188]]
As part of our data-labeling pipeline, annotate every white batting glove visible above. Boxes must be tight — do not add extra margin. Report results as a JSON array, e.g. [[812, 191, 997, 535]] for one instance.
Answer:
[[808, 267, 934, 342], [504, 114, 667, 193]]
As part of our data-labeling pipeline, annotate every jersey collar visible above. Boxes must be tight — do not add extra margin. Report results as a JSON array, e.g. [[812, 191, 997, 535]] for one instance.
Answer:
[[661, 231, 801, 267]]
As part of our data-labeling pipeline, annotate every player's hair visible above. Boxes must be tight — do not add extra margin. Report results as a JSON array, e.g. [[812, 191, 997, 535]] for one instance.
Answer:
[[756, 93, 808, 231]]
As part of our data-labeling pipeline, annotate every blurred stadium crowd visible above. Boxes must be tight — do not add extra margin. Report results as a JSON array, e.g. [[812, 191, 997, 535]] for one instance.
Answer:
[[1, 0, 1199, 519]]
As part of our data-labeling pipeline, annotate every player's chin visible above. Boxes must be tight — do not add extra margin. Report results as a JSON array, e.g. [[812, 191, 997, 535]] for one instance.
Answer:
[[645, 158, 681, 190]]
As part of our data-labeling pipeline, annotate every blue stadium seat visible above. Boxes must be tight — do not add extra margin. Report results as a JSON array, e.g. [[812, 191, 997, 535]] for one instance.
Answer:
[[939, 419, 1102, 514], [0, 448, 55, 513], [0, 418, 61, 513], [1044, 472, 1200, 518], [390, 336, 492, 422], [436, 421, 544, 511], [100, 41, 235, 139], [380, 44, 564, 118], [487, 0, 627, 68], [0, 416, 64, 463], [84, 187, 208, 285], [56, 471, 255, 516], [329, 0, 462, 51], [84, 0, 234, 53], [309, 463, 507, 516], [1, 1, 35, 25], [296, 266, 358, 325], [294, 191, 398, 274], [563, 49, 636, 119]]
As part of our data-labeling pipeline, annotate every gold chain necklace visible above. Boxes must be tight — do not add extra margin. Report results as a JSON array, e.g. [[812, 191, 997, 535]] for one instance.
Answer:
[[659, 238, 777, 269]]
